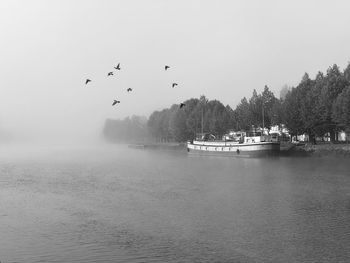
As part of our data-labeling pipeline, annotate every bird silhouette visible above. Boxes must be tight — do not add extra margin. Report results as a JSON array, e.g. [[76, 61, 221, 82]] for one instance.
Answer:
[[85, 79, 91, 84], [165, 65, 170, 70], [172, 83, 178, 88], [114, 63, 121, 70], [180, 103, 186, 108], [127, 88, 132, 92], [107, 72, 114, 76], [112, 100, 120, 106]]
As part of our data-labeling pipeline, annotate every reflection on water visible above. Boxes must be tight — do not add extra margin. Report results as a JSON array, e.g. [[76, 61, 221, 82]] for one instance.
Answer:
[[1, 144, 350, 262]]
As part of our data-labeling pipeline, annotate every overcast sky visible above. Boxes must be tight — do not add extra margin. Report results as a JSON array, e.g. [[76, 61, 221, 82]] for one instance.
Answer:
[[1, 0, 350, 142]]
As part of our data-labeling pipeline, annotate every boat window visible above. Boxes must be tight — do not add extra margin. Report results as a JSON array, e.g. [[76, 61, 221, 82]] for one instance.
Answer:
[[247, 131, 261, 137]]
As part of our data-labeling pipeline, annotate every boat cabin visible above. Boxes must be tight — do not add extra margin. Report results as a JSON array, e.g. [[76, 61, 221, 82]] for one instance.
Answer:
[[223, 131, 246, 142], [195, 133, 217, 141], [244, 131, 274, 143]]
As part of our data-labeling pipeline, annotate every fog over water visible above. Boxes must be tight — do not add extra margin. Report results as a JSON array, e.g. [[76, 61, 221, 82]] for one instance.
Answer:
[[1, 145, 350, 262]]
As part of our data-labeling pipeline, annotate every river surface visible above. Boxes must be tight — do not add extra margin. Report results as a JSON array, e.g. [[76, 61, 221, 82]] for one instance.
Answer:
[[0, 143, 350, 263]]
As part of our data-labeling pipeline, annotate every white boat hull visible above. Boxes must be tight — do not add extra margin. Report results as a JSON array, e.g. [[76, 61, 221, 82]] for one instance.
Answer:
[[187, 141, 280, 156]]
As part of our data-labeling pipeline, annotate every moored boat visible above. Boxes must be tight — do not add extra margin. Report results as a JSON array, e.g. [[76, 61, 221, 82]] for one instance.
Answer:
[[187, 131, 280, 156]]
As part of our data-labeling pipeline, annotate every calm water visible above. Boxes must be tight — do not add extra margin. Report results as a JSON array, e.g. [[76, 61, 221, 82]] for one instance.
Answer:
[[0, 144, 350, 263]]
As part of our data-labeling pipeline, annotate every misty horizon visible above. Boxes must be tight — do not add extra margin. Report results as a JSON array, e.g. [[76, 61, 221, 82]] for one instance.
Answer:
[[1, 0, 350, 143], [1, 2, 350, 262]]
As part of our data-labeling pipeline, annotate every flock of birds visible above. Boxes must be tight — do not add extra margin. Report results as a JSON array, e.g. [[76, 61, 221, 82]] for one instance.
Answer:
[[85, 64, 185, 108]]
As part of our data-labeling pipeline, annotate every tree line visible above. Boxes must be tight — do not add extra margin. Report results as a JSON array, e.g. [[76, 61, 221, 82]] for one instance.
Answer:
[[147, 96, 236, 142], [282, 64, 350, 142], [104, 63, 350, 143]]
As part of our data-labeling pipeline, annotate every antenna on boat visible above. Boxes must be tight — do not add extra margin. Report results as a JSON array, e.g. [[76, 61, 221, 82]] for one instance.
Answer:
[[262, 102, 265, 134], [201, 108, 204, 135], [200, 95, 208, 136], [263, 85, 268, 135]]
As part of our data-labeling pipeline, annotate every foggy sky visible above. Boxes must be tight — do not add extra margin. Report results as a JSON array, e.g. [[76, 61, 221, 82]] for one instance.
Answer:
[[1, 0, 350, 142]]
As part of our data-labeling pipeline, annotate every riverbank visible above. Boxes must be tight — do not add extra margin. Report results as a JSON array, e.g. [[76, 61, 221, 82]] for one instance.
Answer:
[[129, 142, 350, 156], [296, 143, 350, 156]]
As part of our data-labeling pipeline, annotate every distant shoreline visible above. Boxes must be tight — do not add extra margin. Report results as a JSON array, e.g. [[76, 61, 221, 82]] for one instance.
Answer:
[[128, 142, 186, 151], [299, 143, 350, 156], [128, 142, 350, 156]]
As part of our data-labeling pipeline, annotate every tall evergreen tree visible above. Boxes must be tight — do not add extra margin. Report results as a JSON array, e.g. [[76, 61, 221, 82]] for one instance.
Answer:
[[261, 85, 278, 128], [235, 97, 252, 131], [318, 64, 348, 141], [332, 85, 350, 130]]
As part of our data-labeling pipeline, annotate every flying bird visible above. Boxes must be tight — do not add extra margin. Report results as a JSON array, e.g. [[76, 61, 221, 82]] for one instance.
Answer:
[[112, 100, 120, 106], [114, 63, 121, 70], [85, 79, 91, 85], [127, 88, 132, 92], [165, 65, 170, 70], [107, 72, 114, 76], [180, 103, 186, 108], [172, 83, 178, 88]]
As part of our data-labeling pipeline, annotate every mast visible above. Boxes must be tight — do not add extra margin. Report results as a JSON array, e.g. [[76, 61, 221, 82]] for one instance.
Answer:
[[262, 87, 265, 135], [201, 108, 204, 134], [262, 103, 265, 134]]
